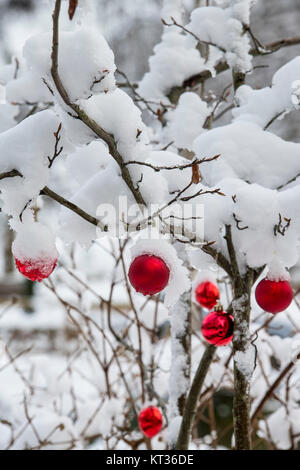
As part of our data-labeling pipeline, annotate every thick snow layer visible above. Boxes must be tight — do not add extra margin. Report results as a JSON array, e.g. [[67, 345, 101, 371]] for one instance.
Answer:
[[231, 182, 299, 269], [82, 88, 147, 160], [193, 121, 300, 190], [138, 31, 205, 100], [138, 0, 206, 100], [23, 28, 116, 102], [138, 0, 253, 100], [234, 57, 300, 128], [187, 5, 252, 73], [64, 140, 112, 187], [6, 70, 52, 104], [165, 92, 209, 150], [0, 109, 63, 217]]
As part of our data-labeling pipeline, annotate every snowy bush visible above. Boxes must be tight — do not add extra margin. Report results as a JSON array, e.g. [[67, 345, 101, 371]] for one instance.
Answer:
[[0, 0, 300, 451]]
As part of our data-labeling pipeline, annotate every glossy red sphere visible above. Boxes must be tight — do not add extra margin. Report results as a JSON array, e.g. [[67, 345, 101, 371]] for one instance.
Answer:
[[255, 278, 293, 314], [201, 310, 234, 346], [15, 257, 57, 282], [138, 406, 163, 438], [128, 254, 170, 296], [195, 281, 220, 310]]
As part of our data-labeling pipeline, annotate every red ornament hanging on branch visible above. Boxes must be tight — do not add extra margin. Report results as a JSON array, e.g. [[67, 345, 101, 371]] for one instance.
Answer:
[[15, 257, 57, 282], [195, 281, 220, 310], [12, 221, 58, 282], [138, 406, 163, 438], [128, 254, 170, 296], [201, 310, 234, 346], [255, 278, 293, 314]]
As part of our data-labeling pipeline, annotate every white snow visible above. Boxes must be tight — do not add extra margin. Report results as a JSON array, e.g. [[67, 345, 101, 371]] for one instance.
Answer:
[[164, 92, 210, 150], [24, 28, 116, 102], [11, 217, 58, 266], [0, 110, 63, 218], [233, 57, 300, 128]]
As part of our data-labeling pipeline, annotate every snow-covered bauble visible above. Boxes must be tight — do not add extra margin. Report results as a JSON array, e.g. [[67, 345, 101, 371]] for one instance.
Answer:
[[138, 406, 163, 438], [201, 310, 234, 346], [12, 222, 58, 282], [128, 254, 170, 296], [255, 278, 293, 314], [195, 281, 220, 310], [14, 257, 57, 282]]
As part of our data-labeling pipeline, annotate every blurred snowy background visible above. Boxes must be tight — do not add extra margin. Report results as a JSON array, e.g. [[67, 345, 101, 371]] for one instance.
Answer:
[[0, 0, 299, 450]]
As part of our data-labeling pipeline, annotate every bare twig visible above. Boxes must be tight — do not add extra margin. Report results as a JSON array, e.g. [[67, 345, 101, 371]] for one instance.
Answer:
[[124, 155, 221, 172], [251, 360, 296, 425], [48, 122, 63, 168], [162, 17, 226, 53], [273, 213, 291, 237]]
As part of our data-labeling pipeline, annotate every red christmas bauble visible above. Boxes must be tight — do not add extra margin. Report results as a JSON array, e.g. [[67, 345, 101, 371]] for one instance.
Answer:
[[15, 257, 57, 282], [128, 254, 170, 296], [201, 310, 234, 346], [138, 406, 163, 438], [195, 281, 220, 310], [255, 278, 293, 314]]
